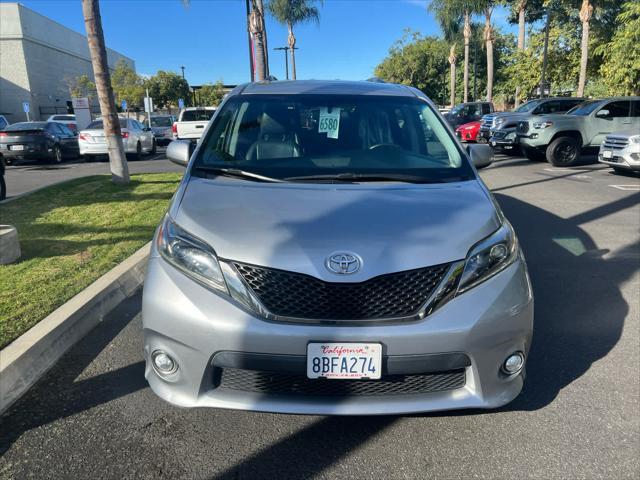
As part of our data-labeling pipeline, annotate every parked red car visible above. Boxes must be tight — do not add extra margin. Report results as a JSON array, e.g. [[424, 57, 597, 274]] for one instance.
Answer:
[[455, 121, 481, 142]]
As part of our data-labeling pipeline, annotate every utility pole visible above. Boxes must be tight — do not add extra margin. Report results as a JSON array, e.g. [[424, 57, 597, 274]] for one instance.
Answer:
[[180, 66, 185, 79], [274, 46, 297, 80], [540, 11, 551, 99]]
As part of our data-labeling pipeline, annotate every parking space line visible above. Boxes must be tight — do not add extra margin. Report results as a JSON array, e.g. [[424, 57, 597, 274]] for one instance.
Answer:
[[609, 184, 640, 191]]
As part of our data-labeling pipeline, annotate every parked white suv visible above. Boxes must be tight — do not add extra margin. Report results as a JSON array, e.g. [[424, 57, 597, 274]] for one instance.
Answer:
[[598, 130, 640, 173], [47, 114, 77, 133], [79, 117, 156, 161], [172, 107, 216, 142]]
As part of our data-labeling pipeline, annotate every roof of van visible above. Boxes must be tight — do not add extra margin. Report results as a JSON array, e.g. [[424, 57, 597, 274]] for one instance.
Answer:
[[235, 80, 419, 97]]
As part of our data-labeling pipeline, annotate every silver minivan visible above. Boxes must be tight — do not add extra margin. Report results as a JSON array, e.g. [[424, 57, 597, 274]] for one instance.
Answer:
[[143, 80, 533, 415]]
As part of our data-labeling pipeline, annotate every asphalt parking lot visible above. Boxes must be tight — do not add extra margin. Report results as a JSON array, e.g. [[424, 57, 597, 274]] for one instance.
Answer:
[[1, 147, 182, 199], [1, 153, 638, 479]]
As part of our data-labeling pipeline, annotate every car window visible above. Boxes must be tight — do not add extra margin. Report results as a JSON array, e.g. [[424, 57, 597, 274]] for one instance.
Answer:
[[48, 123, 64, 134], [182, 109, 215, 122], [86, 119, 127, 129], [53, 115, 74, 121], [58, 124, 74, 136], [195, 94, 474, 184], [515, 100, 540, 113], [631, 101, 640, 117], [598, 101, 631, 118], [0, 118, 7, 129], [4, 122, 46, 131], [150, 117, 172, 127], [568, 101, 601, 116], [481, 104, 491, 114]]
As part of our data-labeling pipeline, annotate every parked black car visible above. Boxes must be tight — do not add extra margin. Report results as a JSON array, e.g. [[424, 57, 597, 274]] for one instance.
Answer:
[[0, 121, 79, 165], [444, 102, 494, 129]]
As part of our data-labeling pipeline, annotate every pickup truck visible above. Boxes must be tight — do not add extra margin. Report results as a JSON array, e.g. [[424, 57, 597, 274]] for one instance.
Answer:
[[517, 97, 640, 166], [172, 107, 216, 142]]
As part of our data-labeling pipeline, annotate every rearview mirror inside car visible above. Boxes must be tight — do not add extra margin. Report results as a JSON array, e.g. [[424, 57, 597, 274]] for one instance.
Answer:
[[467, 144, 493, 169], [166, 140, 193, 167]]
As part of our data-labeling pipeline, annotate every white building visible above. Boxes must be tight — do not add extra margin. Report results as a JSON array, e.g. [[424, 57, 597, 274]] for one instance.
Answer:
[[0, 3, 135, 122]]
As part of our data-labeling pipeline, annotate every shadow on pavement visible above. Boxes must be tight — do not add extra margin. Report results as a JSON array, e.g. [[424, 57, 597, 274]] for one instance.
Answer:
[[0, 293, 147, 456], [213, 416, 396, 480]]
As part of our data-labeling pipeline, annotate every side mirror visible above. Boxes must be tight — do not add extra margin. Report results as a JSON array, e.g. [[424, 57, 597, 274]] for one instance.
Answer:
[[596, 109, 610, 118], [467, 144, 493, 169], [166, 140, 192, 167]]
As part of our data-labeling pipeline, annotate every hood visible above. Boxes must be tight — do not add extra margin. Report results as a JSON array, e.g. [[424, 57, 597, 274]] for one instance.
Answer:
[[173, 178, 500, 282], [527, 113, 580, 123]]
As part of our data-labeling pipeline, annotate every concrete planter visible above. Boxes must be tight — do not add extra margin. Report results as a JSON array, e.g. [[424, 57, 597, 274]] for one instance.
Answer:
[[0, 225, 21, 264]]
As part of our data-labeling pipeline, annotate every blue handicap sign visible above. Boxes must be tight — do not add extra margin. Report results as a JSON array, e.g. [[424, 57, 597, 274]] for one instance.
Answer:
[[121, 100, 127, 111], [178, 98, 185, 109], [22, 101, 30, 113]]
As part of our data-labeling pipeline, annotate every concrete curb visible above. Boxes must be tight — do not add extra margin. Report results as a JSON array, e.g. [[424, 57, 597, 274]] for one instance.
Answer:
[[0, 242, 151, 414]]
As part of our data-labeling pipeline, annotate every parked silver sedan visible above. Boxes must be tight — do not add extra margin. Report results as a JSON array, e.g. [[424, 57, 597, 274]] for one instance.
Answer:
[[78, 117, 156, 161], [143, 80, 532, 415], [149, 115, 175, 146]]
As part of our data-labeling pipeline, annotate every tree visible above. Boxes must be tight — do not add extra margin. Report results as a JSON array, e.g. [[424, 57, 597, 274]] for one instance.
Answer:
[[65, 74, 96, 101], [145, 71, 190, 110], [198, 81, 226, 106], [478, 1, 500, 103], [250, 0, 270, 80], [81, 0, 128, 184], [267, 0, 322, 80], [111, 60, 144, 110], [374, 31, 450, 101], [595, 1, 640, 95], [576, 0, 593, 96], [429, 0, 462, 107]]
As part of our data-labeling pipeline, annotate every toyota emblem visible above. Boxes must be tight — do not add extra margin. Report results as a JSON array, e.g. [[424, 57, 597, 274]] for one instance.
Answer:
[[326, 252, 362, 275]]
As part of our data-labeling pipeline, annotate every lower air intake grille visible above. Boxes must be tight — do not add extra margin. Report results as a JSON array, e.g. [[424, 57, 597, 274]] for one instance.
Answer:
[[232, 262, 451, 321], [218, 368, 466, 397]]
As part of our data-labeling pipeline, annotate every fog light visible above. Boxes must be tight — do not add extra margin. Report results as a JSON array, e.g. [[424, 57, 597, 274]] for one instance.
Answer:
[[502, 352, 524, 375], [152, 350, 178, 375]]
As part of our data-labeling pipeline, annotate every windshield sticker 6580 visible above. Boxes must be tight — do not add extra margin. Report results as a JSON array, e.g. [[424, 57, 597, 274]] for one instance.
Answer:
[[318, 107, 340, 139]]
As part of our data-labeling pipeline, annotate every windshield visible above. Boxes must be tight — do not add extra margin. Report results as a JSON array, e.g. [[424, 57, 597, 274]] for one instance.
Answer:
[[567, 101, 601, 116], [86, 119, 127, 129], [515, 100, 540, 113], [53, 115, 75, 121], [4, 122, 46, 131], [194, 94, 474, 183], [182, 109, 215, 122], [151, 117, 173, 127]]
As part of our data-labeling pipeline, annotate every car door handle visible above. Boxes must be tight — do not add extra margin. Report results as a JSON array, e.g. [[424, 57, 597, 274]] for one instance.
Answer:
[[195, 125, 204, 129]]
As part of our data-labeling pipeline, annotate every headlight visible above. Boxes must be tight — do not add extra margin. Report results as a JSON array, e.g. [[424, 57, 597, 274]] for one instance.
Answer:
[[505, 132, 516, 140], [457, 222, 519, 294], [533, 121, 553, 129], [629, 135, 640, 144], [494, 117, 505, 127], [157, 216, 228, 294]]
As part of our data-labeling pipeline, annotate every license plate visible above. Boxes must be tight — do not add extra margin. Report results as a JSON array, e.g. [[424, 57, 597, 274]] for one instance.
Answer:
[[307, 343, 382, 379], [602, 150, 613, 159], [11, 145, 24, 151]]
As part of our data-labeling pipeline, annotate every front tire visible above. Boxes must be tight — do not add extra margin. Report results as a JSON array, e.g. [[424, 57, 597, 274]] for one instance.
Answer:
[[150, 140, 157, 155], [51, 144, 63, 164], [128, 142, 142, 161], [547, 136, 581, 167]]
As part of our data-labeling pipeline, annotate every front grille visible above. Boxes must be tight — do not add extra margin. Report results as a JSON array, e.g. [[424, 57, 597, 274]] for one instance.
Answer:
[[218, 368, 466, 396], [492, 130, 507, 140], [603, 135, 629, 150], [233, 262, 451, 321], [481, 115, 495, 128], [517, 121, 529, 134]]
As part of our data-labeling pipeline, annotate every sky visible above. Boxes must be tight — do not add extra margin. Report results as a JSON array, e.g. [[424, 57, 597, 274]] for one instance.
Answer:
[[6, 0, 517, 86]]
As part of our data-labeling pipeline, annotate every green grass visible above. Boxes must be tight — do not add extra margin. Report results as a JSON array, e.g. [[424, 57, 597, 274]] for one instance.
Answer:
[[0, 173, 182, 349]]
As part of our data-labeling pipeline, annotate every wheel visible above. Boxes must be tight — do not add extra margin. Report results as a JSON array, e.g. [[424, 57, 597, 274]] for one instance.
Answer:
[[0, 171, 6, 201], [4, 158, 13, 166], [150, 140, 157, 155], [522, 147, 546, 162], [612, 166, 633, 176], [83, 154, 94, 163], [128, 142, 142, 161], [546, 136, 581, 167], [51, 144, 63, 164]]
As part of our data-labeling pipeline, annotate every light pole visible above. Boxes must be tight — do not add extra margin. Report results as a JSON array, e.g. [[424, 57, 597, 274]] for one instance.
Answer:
[[180, 65, 185, 79], [274, 46, 291, 80]]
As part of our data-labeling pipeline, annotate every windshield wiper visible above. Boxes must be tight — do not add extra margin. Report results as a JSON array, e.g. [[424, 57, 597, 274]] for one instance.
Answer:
[[285, 173, 459, 184], [193, 165, 283, 183]]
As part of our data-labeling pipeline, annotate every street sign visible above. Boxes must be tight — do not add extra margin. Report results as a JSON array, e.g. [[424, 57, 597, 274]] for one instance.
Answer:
[[144, 97, 153, 113], [121, 99, 127, 111], [22, 101, 30, 113], [178, 98, 185, 109]]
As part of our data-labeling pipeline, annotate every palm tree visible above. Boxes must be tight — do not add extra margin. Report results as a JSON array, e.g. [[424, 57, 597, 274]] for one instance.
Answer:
[[576, 0, 593, 96], [462, 9, 472, 102], [514, 0, 527, 106], [429, 0, 462, 107], [267, 0, 322, 80], [81, 0, 129, 184]]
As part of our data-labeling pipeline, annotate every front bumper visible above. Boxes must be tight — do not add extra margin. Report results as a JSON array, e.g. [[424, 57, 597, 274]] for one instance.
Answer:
[[598, 144, 640, 171], [142, 254, 534, 415], [490, 132, 519, 149]]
